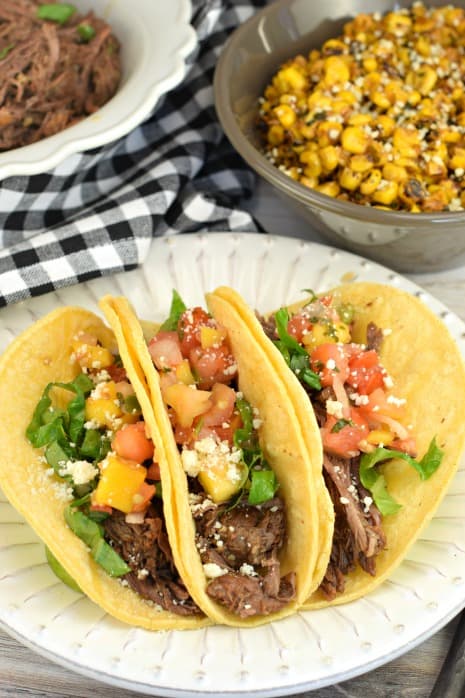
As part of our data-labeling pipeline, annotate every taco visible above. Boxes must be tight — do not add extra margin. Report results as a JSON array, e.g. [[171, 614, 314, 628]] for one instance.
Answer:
[[211, 282, 465, 607], [0, 306, 208, 630], [100, 291, 332, 627]]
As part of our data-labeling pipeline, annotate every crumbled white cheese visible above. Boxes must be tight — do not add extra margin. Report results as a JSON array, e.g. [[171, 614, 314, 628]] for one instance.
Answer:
[[326, 358, 336, 370], [387, 394, 406, 407], [383, 375, 394, 389], [349, 392, 369, 406], [239, 563, 258, 577], [181, 437, 243, 483], [326, 399, 344, 419], [58, 459, 98, 485], [203, 563, 228, 579], [363, 496, 373, 513], [340, 496, 350, 505]]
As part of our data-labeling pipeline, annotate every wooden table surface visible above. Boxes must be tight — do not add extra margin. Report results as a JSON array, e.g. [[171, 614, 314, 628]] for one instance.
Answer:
[[1, 178, 464, 697]]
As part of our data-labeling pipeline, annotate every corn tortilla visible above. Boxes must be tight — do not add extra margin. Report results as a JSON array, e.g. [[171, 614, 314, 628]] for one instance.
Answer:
[[0, 306, 209, 630], [104, 292, 329, 627], [280, 282, 465, 607]]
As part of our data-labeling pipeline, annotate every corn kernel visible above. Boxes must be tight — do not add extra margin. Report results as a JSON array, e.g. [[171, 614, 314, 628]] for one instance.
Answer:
[[371, 91, 391, 110], [300, 150, 322, 178], [319, 145, 339, 172], [273, 103, 296, 128], [363, 56, 378, 72], [316, 121, 342, 147], [360, 169, 382, 195], [273, 65, 307, 92], [267, 124, 284, 145], [384, 12, 412, 35], [323, 55, 350, 85], [382, 163, 408, 182], [373, 115, 395, 138], [316, 181, 340, 197], [372, 180, 399, 205], [392, 127, 420, 158], [341, 126, 369, 154], [350, 154, 374, 173], [450, 148, 465, 170], [347, 113, 372, 127], [339, 166, 363, 191]]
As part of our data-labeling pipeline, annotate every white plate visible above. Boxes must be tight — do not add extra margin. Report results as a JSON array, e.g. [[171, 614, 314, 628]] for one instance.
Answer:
[[1, 233, 465, 696], [0, 0, 197, 179]]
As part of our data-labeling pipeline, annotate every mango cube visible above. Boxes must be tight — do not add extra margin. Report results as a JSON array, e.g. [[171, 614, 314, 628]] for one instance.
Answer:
[[85, 380, 122, 428], [175, 359, 196, 385], [163, 383, 211, 427], [93, 453, 147, 513], [200, 326, 227, 349], [72, 337, 114, 370], [198, 458, 247, 504]]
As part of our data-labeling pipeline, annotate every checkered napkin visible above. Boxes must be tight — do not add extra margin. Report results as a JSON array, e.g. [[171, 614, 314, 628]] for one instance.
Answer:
[[0, 0, 266, 307]]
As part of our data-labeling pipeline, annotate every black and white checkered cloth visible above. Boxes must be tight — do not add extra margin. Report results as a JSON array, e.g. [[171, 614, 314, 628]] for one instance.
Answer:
[[0, 0, 266, 307]]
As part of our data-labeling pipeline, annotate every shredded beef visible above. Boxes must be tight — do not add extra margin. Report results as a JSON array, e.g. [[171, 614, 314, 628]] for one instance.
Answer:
[[319, 455, 386, 600], [192, 495, 295, 618], [366, 321, 384, 353], [207, 569, 296, 619], [256, 313, 277, 341], [0, 0, 121, 150], [103, 503, 201, 617], [257, 311, 388, 601]]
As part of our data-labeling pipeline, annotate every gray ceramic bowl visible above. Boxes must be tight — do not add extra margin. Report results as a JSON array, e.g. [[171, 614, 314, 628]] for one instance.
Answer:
[[214, 0, 465, 272]]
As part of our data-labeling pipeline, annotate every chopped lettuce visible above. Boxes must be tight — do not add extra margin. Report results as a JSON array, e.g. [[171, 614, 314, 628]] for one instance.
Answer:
[[360, 438, 444, 515]]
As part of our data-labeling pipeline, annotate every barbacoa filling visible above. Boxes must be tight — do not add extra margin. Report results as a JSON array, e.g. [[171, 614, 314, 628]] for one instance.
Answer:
[[0, 0, 121, 150], [260, 293, 442, 601], [26, 328, 200, 617], [103, 502, 201, 616], [147, 293, 296, 618]]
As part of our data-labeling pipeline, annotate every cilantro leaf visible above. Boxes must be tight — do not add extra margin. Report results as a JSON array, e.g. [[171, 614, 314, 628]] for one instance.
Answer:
[[273, 309, 321, 390], [160, 290, 187, 331]]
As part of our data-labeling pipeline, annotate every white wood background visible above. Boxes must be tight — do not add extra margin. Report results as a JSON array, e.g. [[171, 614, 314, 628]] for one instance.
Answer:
[[1, 178, 464, 697]]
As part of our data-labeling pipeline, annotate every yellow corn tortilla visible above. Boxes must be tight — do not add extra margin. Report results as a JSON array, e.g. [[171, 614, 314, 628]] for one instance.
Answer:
[[0, 306, 208, 630], [102, 292, 330, 627], [271, 281, 465, 607]]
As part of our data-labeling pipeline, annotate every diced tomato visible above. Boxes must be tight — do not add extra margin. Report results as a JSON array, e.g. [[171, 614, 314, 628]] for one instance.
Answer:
[[391, 437, 417, 457], [114, 380, 134, 397], [90, 502, 113, 514], [178, 307, 214, 356], [321, 408, 369, 458], [358, 387, 406, 421], [189, 344, 237, 389], [347, 350, 386, 395], [319, 294, 333, 307], [287, 313, 313, 343], [174, 422, 196, 446], [130, 481, 156, 513], [311, 343, 350, 387], [201, 383, 236, 427], [106, 363, 127, 383], [146, 462, 161, 480], [209, 411, 243, 446], [148, 331, 183, 370], [112, 422, 154, 463]]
